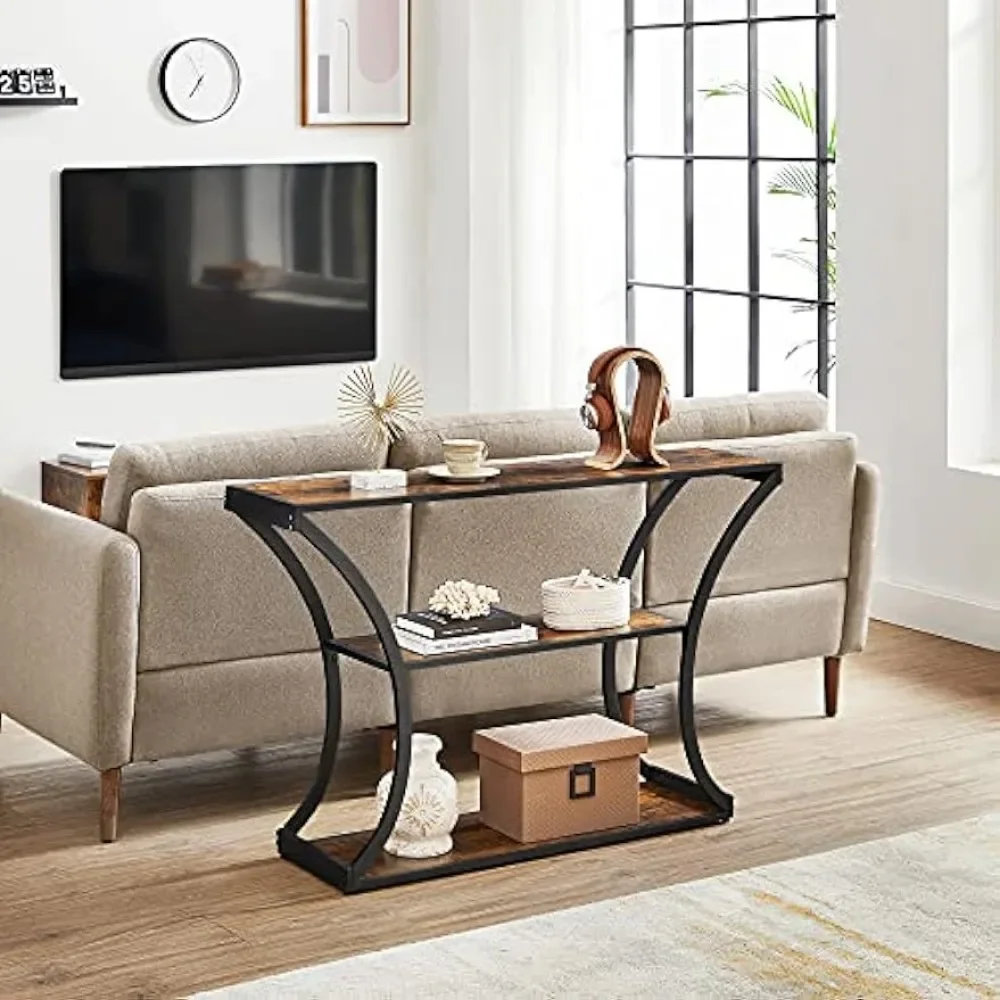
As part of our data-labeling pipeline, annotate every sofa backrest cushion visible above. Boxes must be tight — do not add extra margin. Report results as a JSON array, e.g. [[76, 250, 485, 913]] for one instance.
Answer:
[[389, 392, 827, 470], [389, 409, 594, 469], [644, 431, 857, 606], [128, 478, 409, 671], [655, 391, 828, 445], [102, 424, 384, 530]]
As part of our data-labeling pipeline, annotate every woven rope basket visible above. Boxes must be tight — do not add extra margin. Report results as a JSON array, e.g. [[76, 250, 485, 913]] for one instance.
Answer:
[[541, 571, 631, 631]]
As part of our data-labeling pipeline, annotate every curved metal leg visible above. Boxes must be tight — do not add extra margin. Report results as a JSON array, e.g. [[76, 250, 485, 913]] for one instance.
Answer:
[[602, 641, 623, 720], [618, 480, 688, 579], [240, 517, 343, 836], [678, 469, 782, 811], [602, 480, 689, 723], [296, 515, 413, 886], [285, 646, 344, 835]]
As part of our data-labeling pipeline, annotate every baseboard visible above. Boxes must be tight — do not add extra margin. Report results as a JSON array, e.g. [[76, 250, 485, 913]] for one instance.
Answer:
[[873, 582, 1000, 652]]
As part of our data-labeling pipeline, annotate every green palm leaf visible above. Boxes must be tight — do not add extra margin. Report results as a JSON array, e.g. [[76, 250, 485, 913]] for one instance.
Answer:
[[768, 163, 837, 211], [773, 247, 817, 275], [764, 78, 815, 134], [701, 76, 836, 158], [770, 163, 816, 200], [784, 337, 837, 383]]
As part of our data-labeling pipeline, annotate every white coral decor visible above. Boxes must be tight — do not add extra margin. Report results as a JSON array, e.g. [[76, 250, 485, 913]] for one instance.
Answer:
[[428, 580, 500, 620]]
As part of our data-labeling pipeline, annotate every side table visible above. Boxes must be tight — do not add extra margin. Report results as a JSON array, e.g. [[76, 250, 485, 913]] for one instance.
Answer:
[[41, 461, 107, 521]]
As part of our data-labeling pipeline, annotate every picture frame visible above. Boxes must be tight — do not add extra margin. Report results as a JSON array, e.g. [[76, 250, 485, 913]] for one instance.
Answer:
[[301, 0, 410, 127]]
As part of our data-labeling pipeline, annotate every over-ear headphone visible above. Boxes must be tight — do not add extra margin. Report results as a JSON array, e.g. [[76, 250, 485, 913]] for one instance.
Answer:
[[580, 385, 617, 433], [580, 347, 672, 470]]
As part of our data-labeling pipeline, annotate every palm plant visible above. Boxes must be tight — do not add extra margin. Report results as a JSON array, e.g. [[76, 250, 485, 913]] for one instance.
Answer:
[[703, 77, 837, 376]]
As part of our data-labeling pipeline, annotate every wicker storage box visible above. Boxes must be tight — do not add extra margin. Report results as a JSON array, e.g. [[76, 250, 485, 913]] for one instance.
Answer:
[[541, 572, 632, 631], [473, 714, 648, 844]]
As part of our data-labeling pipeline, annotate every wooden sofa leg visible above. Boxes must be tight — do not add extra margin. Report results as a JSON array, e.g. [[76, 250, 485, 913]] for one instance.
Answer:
[[618, 691, 637, 727], [377, 726, 397, 774], [824, 657, 841, 718], [100, 768, 122, 843]]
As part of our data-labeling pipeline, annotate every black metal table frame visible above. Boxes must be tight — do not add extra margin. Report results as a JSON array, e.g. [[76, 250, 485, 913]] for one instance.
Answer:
[[226, 459, 782, 894]]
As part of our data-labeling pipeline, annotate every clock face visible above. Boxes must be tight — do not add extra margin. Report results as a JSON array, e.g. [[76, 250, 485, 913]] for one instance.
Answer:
[[160, 39, 240, 123]]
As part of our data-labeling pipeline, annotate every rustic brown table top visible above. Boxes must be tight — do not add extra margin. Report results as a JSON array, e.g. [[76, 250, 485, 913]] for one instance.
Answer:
[[225, 447, 779, 521]]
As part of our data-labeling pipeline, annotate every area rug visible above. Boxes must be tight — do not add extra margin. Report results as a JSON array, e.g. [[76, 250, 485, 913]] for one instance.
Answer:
[[195, 813, 999, 999]]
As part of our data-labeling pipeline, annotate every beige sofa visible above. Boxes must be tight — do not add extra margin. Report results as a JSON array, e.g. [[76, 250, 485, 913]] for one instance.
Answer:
[[0, 392, 879, 841]]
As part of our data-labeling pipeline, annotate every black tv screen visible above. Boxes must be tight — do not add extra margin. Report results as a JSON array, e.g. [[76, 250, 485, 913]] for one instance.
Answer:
[[60, 162, 376, 378]]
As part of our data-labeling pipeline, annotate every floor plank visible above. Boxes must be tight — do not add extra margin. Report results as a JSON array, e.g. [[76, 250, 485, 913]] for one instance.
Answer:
[[0, 621, 997, 999]]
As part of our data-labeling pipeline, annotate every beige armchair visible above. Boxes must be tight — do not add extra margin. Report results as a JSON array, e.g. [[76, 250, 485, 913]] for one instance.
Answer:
[[0, 494, 139, 839]]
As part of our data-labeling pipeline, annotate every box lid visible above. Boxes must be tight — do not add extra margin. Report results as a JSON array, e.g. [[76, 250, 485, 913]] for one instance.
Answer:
[[472, 714, 648, 774]]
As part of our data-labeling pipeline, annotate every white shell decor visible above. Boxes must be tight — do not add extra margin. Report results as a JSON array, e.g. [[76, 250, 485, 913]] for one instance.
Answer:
[[541, 569, 632, 631], [428, 579, 500, 621], [338, 364, 424, 456], [375, 733, 459, 859]]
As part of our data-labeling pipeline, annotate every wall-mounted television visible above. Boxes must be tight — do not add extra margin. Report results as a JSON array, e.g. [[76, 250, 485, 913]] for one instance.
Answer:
[[60, 162, 377, 379]]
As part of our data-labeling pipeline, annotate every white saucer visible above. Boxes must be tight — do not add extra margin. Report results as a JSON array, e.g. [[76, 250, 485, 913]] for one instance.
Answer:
[[427, 464, 501, 482]]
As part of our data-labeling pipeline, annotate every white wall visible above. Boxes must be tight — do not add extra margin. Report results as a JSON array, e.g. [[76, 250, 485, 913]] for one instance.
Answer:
[[0, 1, 625, 496], [947, 0, 997, 470], [0, 0, 436, 497], [838, 0, 1000, 649]]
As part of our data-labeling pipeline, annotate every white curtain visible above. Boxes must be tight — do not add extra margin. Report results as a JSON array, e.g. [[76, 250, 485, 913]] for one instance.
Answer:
[[462, 0, 625, 412]]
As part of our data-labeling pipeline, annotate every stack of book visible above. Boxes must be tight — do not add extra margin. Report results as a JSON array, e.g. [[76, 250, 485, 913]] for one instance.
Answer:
[[394, 608, 537, 656], [57, 440, 116, 470]]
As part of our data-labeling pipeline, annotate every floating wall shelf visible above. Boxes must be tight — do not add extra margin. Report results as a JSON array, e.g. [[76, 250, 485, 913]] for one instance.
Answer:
[[0, 96, 78, 107]]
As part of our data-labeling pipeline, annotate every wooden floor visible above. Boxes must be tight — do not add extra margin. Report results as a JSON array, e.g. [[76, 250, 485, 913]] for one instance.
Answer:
[[0, 621, 997, 1000]]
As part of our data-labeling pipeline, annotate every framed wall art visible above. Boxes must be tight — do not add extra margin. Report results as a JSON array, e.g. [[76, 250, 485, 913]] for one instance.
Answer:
[[301, 0, 410, 127]]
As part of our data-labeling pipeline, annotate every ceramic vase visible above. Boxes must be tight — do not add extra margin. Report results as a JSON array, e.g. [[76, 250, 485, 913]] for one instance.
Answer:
[[374, 733, 458, 858]]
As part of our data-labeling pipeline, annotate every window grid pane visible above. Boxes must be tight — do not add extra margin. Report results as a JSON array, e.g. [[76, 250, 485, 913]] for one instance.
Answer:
[[626, 1, 835, 396]]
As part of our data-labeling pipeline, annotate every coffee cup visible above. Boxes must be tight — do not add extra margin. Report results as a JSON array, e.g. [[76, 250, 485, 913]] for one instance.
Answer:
[[442, 438, 489, 476]]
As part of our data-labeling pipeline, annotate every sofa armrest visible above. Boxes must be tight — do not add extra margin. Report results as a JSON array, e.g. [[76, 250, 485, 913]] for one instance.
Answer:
[[0, 491, 139, 770], [840, 461, 881, 654]]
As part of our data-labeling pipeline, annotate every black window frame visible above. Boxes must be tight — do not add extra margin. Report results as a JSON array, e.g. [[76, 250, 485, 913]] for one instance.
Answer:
[[625, 0, 836, 396]]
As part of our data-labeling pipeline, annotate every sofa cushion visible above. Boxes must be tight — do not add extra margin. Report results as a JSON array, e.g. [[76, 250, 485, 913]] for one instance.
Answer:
[[389, 409, 595, 469], [644, 432, 857, 606], [102, 423, 384, 530], [655, 391, 828, 445], [132, 652, 395, 760], [636, 581, 847, 687], [128, 478, 409, 671], [389, 392, 827, 470], [408, 485, 647, 613]]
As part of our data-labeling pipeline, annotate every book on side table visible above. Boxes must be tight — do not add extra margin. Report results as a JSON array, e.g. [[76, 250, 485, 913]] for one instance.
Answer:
[[394, 608, 537, 656], [57, 440, 117, 470]]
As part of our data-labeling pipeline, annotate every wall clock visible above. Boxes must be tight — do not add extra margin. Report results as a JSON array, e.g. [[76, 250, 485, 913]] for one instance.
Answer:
[[159, 38, 240, 123]]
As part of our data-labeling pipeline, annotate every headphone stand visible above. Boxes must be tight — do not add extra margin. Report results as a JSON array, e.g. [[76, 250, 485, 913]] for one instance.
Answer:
[[582, 348, 672, 471]]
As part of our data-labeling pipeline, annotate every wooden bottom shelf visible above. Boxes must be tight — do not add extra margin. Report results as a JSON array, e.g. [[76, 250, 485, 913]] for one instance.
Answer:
[[281, 781, 728, 893]]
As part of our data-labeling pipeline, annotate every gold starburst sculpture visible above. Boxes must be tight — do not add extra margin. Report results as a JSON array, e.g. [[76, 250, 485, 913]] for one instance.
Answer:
[[338, 364, 424, 454]]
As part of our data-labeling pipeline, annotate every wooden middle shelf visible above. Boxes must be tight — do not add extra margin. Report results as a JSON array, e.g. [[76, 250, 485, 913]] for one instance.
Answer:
[[327, 609, 685, 671]]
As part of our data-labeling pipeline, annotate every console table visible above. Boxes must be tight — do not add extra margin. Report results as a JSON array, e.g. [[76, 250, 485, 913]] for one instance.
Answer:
[[225, 448, 782, 894]]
